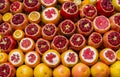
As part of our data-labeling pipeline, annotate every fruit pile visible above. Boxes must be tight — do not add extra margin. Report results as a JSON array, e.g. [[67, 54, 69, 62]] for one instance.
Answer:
[[0, 0, 120, 77]]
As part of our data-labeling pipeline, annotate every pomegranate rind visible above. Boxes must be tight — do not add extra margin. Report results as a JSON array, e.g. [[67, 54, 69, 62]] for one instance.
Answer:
[[41, 7, 60, 24], [42, 23, 57, 41], [41, 0, 57, 7], [79, 46, 98, 66], [25, 51, 40, 68], [109, 13, 120, 32], [93, 15, 110, 34], [69, 34, 86, 51], [61, 50, 78, 67], [88, 32, 103, 48], [100, 48, 116, 65], [8, 49, 24, 67], [42, 49, 60, 68], [51, 35, 69, 53]]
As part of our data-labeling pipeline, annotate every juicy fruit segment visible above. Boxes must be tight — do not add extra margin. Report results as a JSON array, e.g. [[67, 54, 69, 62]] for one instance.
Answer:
[[116, 49, 120, 60], [42, 7, 60, 24], [51, 35, 69, 53], [0, 52, 8, 63], [0, 62, 16, 77], [76, 18, 93, 36], [28, 11, 41, 23], [79, 46, 98, 66], [42, 49, 60, 68], [42, 23, 57, 41], [80, 4, 97, 20], [91, 62, 110, 77], [110, 61, 120, 77], [88, 32, 103, 48], [72, 63, 90, 77], [60, 1, 79, 20], [19, 37, 35, 52], [25, 51, 40, 68], [0, 0, 10, 13], [34, 63, 52, 77], [53, 65, 70, 77], [16, 65, 33, 77], [103, 30, 120, 50], [70, 34, 86, 51], [112, 0, 120, 11], [61, 50, 78, 67], [93, 15, 110, 34], [35, 38, 50, 55], [41, 0, 57, 7], [100, 48, 116, 65], [59, 19, 76, 36], [2, 12, 13, 22]]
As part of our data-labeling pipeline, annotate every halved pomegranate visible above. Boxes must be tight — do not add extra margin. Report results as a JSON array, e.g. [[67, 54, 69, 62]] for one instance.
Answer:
[[0, 0, 10, 13], [96, 0, 114, 17], [58, 19, 76, 36], [103, 30, 120, 50], [76, 18, 93, 36], [109, 13, 120, 32], [51, 35, 69, 53], [80, 4, 97, 20], [0, 22, 12, 36], [100, 48, 116, 65], [25, 23, 41, 40], [10, 13, 28, 30], [35, 38, 50, 55], [0, 62, 16, 77], [79, 46, 98, 66], [10, 1, 23, 14], [42, 49, 60, 68], [8, 49, 24, 67], [69, 34, 86, 51], [19, 37, 35, 53], [0, 36, 16, 53], [25, 51, 40, 68], [42, 23, 57, 41], [60, 1, 79, 20], [93, 15, 110, 34], [41, 7, 60, 24], [61, 50, 78, 67], [23, 0, 41, 12], [88, 32, 103, 48], [41, 0, 57, 7]]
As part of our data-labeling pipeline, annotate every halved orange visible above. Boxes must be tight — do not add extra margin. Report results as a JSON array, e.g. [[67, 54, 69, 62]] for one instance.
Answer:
[[2, 12, 13, 22], [116, 49, 120, 60], [0, 52, 8, 63]]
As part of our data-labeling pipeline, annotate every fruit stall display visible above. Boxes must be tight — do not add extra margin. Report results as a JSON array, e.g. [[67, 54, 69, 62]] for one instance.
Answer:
[[0, 0, 120, 77]]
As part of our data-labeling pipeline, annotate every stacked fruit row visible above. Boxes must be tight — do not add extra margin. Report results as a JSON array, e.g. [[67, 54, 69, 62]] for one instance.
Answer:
[[0, 0, 120, 77]]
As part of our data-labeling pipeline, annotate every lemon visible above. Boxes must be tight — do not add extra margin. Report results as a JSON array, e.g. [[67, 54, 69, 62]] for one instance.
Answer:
[[2, 12, 13, 22], [112, 0, 120, 11]]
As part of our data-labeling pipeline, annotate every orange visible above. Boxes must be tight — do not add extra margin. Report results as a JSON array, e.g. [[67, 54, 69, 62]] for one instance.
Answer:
[[13, 29, 25, 41], [116, 49, 120, 60], [2, 12, 13, 22], [16, 65, 34, 77], [0, 14, 2, 23], [0, 52, 8, 63], [28, 11, 41, 24]]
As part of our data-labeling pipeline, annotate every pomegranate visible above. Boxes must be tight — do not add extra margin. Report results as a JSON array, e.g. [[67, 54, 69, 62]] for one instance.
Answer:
[[51, 35, 69, 53], [42, 23, 57, 41], [88, 32, 103, 48], [25, 23, 41, 40], [76, 18, 93, 36], [93, 15, 110, 34], [96, 0, 114, 17], [10, 13, 28, 30], [109, 13, 120, 32], [80, 4, 97, 20], [0, 36, 16, 53], [0, 0, 10, 13], [10, 1, 23, 14], [35, 38, 50, 55], [23, 0, 41, 12], [69, 33, 86, 51], [58, 19, 76, 36], [60, 1, 79, 20], [0, 62, 16, 77], [103, 30, 120, 50], [41, 0, 57, 7], [0, 22, 12, 36]]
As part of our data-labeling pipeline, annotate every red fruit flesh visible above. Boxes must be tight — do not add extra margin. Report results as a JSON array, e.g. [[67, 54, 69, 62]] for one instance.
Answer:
[[45, 8, 56, 19], [83, 48, 94, 60], [67, 53, 76, 62], [105, 50, 115, 61], [0, 0, 5, 10], [0, 0, 10, 13], [11, 54, 20, 63], [12, 14, 24, 25], [46, 53, 56, 63], [24, 0, 38, 7], [91, 34, 101, 44], [43, 0, 54, 4], [28, 53, 36, 63], [21, 39, 31, 48], [26, 24, 38, 35]]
